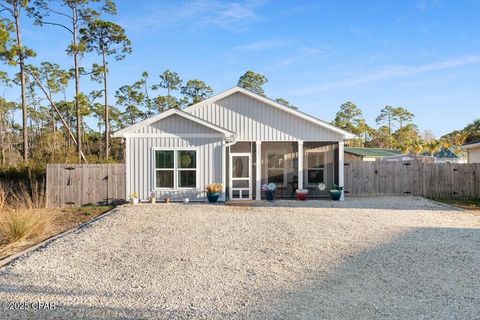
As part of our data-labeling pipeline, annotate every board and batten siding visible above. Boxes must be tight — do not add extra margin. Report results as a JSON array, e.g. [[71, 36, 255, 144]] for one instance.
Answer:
[[131, 114, 219, 135], [186, 92, 344, 141], [126, 136, 223, 201]]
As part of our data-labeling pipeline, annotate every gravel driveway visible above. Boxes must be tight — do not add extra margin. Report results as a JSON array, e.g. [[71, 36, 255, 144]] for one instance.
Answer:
[[1, 197, 479, 319]]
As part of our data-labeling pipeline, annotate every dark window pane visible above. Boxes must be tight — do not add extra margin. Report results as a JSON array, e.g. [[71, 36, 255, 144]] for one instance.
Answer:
[[178, 151, 196, 168], [232, 180, 249, 188], [308, 153, 325, 169], [268, 170, 284, 184], [156, 170, 174, 188], [233, 156, 249, 177], [308, 169, 324, 184], [156, 151, 174, 168], [179, 170, 196, 188]]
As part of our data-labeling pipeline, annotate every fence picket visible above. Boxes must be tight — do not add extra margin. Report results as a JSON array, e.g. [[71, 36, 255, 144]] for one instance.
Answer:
[[46, 164, 126, 208], [344, 161, 479, 199]]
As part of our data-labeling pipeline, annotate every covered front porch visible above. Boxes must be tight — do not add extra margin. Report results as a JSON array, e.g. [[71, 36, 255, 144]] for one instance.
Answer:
[[226, 141, 345, 201]]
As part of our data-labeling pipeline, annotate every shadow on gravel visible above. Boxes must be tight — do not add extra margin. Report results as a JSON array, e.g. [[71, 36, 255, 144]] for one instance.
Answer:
[[240, 227, 480, 319]]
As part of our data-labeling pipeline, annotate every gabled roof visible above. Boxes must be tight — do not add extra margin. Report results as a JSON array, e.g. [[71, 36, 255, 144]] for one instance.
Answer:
[[113, 108, 235, 138], [433, 147, 461, 159], [345, 147, 403, 158], [184, 86, 356, 139], [461, 139, 480, 149]]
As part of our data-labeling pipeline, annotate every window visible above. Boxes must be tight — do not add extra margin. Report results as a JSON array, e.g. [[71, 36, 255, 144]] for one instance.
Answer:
[[306, 152, 325, 186], [267, 152, 285, 185], [178, 150, 196, 188], [154, 149, 197, 189], [155, 151, 174, 188]]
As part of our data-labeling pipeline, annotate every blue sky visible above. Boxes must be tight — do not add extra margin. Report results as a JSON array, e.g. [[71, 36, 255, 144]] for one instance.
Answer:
[[4, 0, 480, 137]]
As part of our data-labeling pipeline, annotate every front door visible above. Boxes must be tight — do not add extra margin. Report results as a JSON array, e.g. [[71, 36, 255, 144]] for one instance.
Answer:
[[229, 153, 252, 200]]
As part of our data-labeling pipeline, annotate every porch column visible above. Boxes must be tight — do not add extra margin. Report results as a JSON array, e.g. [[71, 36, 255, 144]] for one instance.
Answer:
[[256, 141, 262, 200], [298, 141, 303, 190], [221, 141, 226, 201], [338, 140, 345, 200]]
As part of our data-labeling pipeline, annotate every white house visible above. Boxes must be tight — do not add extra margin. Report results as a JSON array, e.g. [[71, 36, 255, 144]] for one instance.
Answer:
[[114, 87, 355, 201], [461, 140, 480, 163]]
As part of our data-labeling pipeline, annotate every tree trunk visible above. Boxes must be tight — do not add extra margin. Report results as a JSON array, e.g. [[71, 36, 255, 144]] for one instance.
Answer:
[[388, 114, 392, 149], [72, 7, 82, 163], [102, 49, 109, 159], [13, 3, 28, 161]]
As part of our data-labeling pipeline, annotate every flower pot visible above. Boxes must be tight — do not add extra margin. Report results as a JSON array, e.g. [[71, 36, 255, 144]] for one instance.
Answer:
[[207, 192, 220, 203], [329, 190, 342, 201], [265, 190, 275, 201], [296, 189, 308, 201], [132, 198, 139, 205], [150, 198, 156, 204]]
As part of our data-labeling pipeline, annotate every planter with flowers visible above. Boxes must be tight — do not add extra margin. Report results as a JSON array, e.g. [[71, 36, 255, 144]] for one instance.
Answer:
[[330, 184, 344, 200], [205, 183, 223, 203], [262, 183, 277, 201], [296, 189, 308, 200], [148, 191, 157, 204], [130, 192, 139, 205]]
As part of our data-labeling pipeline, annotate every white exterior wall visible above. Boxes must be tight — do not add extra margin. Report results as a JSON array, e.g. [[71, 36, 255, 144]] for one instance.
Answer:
[[467, 147, 480, 163], [125, 114, 225, 201], [126, 136, 223, 201], [131, 114, 219, 135], [187, 92, 344, 141]]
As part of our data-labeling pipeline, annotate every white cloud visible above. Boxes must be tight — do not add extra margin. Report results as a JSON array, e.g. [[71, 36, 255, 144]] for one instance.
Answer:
[[292, 55, 480, 95], [416, 0, 442, 10], [234, 39, 290, 51], [273, 46, 332, 68], [121, 0, 267, 32]]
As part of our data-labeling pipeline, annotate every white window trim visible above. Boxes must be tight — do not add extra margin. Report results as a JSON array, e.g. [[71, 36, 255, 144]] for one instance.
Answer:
[[152, 147, 199, 191], [305, 150, 327, 187]]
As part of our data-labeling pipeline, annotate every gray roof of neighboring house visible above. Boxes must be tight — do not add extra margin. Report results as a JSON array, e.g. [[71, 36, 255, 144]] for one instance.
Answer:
[[461, 139, 480, 149], [344, 147, 403, 158]]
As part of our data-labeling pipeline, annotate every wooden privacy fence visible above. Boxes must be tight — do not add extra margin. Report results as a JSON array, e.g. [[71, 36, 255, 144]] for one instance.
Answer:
[[345, 161, 480, 199], [46, 164, 126, 208]]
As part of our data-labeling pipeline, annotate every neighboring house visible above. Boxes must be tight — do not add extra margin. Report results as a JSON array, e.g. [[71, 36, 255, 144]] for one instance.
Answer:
[[461, 140, 480, 163], [344, 147, 402, 162], [114, 87, 355, 201], [430, 147, 466, 164], [378, 154, 435, 163]]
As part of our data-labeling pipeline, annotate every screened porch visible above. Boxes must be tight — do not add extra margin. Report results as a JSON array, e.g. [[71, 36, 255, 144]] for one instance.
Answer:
[[227, 141, 342, 200]]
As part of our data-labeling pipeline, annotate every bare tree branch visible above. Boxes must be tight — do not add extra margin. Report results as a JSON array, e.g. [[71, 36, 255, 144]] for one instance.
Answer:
[[40, 21, 74, 34]]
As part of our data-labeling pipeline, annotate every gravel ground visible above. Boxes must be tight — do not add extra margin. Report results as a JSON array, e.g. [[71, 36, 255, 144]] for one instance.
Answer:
[[0, 196, 479, 319]]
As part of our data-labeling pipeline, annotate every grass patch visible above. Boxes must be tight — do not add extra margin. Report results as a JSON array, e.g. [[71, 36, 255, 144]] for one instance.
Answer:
[[434, 198, 480, 210], [0, 209, 55, 243], [0, 182, 113, 260]]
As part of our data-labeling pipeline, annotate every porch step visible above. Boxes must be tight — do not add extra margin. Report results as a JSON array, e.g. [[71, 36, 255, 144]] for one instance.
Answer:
[[225, 200, 256, 207]]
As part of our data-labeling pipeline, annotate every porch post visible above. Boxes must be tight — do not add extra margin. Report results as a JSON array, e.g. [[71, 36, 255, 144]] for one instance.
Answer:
[[338, 140, 345, 200], [256, 141, 261, 200], [298, 141, 303, 190], [221, 141, 226, 201]]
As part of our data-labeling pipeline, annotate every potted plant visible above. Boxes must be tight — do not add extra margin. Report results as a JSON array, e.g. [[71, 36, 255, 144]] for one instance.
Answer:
[[296, 189, 308, 201], [130, 192, 139, 205], [148, 191, 157, 204], [262, 182, 277, 201], [205, 183, 223, 203], [329, 184, 344, 201]]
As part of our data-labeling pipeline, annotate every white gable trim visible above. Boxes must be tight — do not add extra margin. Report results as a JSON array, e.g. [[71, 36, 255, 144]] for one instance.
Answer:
[[461, 142, 480, 149], [113, 108, 235, 138], [185, 86, 356, 139]]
